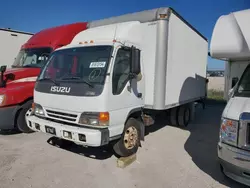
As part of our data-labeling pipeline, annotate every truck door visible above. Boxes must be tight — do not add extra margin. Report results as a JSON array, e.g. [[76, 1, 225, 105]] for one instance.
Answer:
[[108, 46, 144, 135]]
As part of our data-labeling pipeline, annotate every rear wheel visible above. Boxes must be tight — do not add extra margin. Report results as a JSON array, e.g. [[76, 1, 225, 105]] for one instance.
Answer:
[[113, 118, 141, 157], [177, 105, 191, 127], [16, 101, 34, 133], [170, 107, 178, 126]]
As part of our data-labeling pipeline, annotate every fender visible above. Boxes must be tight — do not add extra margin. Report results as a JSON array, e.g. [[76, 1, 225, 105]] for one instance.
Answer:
[[2, 81, 36, 107]]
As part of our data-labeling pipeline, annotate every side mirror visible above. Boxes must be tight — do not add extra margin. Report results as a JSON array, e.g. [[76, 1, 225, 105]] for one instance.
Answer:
[[232, 77, 239, 88], [0, 65, 7, 73], [6, 73, 15, 81], [130, 46, 141, 76]]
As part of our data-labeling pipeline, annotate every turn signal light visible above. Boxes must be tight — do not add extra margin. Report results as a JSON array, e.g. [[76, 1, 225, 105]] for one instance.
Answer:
[[99, 112, 109, 126], [99, 112, 109, 122], [32, 102, 35, 111]]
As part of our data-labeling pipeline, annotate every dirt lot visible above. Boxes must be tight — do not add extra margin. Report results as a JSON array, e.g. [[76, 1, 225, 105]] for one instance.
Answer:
[[207, 77, 224, 91], [0, 103, 248, 188]]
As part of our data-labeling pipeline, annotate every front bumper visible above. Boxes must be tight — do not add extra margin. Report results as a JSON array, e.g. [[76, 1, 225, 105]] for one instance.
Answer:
[[0, 105, 18, 130], [26, 115, 110, 147], [218, 142, 250, 186]]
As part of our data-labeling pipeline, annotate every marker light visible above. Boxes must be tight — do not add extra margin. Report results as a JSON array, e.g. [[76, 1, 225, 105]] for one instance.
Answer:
[[159, 14, 168, 19]]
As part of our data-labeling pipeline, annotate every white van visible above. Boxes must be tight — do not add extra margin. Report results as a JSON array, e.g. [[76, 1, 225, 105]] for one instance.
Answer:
[[210, 8, 250, 186]]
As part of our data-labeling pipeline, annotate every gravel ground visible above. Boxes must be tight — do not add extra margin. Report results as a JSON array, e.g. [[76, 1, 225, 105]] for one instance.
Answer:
[[0, 104, 247, 188]]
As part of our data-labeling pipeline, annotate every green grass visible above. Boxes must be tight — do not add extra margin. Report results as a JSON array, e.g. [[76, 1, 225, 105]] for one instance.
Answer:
[[207, 89, 225, 101]]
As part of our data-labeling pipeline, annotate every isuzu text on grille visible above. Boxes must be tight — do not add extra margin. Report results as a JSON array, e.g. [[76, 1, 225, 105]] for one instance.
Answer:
[[50, 86, 71, 93]]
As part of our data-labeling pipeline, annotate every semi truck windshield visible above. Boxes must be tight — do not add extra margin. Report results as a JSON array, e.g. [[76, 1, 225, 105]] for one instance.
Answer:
[[38, 46, 113, 85], [12, 47, 52, 68]]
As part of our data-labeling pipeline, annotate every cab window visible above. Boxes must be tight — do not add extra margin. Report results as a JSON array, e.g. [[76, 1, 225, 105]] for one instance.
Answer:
[[112, 48, 131, 95]]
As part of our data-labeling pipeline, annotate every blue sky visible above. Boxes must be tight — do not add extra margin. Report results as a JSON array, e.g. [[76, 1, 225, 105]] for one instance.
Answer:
[[0, 0, 249, 70]]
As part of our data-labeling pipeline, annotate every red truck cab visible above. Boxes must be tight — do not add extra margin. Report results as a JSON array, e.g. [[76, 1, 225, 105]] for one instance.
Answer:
[[0, 22, 88, 132]]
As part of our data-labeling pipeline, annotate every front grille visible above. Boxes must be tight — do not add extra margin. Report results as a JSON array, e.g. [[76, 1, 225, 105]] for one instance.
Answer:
[[46, 109, 77, 122]]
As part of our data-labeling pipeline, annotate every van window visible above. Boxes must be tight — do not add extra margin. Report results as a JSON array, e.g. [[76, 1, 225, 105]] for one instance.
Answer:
[[112, 48, 131, 95], [236, 66, 250, 97]]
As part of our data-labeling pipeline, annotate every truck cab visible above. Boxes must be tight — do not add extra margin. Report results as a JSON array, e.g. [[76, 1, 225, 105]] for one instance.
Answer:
[[210, 9, 250, 186], [0, 22, 87, 133]]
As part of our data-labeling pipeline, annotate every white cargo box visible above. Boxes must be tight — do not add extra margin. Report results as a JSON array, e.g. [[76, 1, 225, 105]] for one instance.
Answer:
[[0, 28, 33, 68]]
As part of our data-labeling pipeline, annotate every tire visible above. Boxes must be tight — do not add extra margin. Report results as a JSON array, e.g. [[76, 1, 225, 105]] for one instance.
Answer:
[[113, 118, 141, 157], [16, 101, 34, 133], [177, 105, 191, 127], [170, 107, 178, 126]]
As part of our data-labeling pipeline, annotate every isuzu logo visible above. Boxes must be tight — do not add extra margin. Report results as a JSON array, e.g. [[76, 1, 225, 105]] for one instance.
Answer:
[[50, 86, 71, 93]]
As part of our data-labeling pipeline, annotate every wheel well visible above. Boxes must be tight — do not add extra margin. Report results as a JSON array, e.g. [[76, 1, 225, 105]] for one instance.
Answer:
[[19, 97, 33, 106], [126, 111, 142, 122], [14, 97, 33, 128]]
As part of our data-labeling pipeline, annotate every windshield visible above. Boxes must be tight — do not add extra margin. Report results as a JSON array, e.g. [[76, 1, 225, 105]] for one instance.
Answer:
[[235, 65, 250, 97], [39, 46, 113, 85], [12, 47, 52, 68]]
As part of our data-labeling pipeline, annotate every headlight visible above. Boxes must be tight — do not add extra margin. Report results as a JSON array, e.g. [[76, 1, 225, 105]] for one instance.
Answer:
[[220, 118, 238, 146], [0, 94, 6, 106], [79, 112, 109, 127], [32, 103, 45, 116]]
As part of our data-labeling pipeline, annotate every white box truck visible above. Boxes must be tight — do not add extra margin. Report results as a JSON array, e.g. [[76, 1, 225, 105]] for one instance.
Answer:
[[26, 7, 208, 157], [210, 9, 250, 186], [0, 28, 33, 68]]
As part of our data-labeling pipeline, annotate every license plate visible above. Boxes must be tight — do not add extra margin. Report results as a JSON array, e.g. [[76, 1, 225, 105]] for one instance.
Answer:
[[45, 126, 56, 135]]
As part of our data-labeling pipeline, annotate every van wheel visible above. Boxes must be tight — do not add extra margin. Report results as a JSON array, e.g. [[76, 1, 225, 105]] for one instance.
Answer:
[[170, 107, 178, 126], [177, 105, 191, 127], [16, 101, 34, 133], [113, 118, 141, 157]]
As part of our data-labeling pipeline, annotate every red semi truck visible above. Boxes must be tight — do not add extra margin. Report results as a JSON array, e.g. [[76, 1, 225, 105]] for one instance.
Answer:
[[0, 22, 88, 133]]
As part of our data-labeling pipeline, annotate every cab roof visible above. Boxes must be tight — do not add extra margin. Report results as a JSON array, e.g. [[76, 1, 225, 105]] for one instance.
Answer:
[[21, 22, 88, 50]]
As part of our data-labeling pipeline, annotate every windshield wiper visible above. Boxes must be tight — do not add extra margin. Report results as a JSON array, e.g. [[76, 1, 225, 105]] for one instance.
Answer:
[[38, 77, 58, 85], [61, 77, 94, 88]]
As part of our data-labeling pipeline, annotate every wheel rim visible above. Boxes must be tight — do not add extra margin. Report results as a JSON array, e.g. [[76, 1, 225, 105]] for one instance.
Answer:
[[123, 126, 138, 150]]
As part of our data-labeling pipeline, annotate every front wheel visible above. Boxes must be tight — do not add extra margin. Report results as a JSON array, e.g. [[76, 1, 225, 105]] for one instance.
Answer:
[[16, 101, 34, 133], [113, 118, 141, 157]]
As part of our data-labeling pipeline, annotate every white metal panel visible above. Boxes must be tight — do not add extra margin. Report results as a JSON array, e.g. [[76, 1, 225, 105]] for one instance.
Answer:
[[165, 13, 208, 107], [210, 9, 250, 60], [70, 24, 117, 45], [140, 22, 158, 107], [88, 7, 170, 28], [70, 21, 142, 46], [0, 30, 32, 68]]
